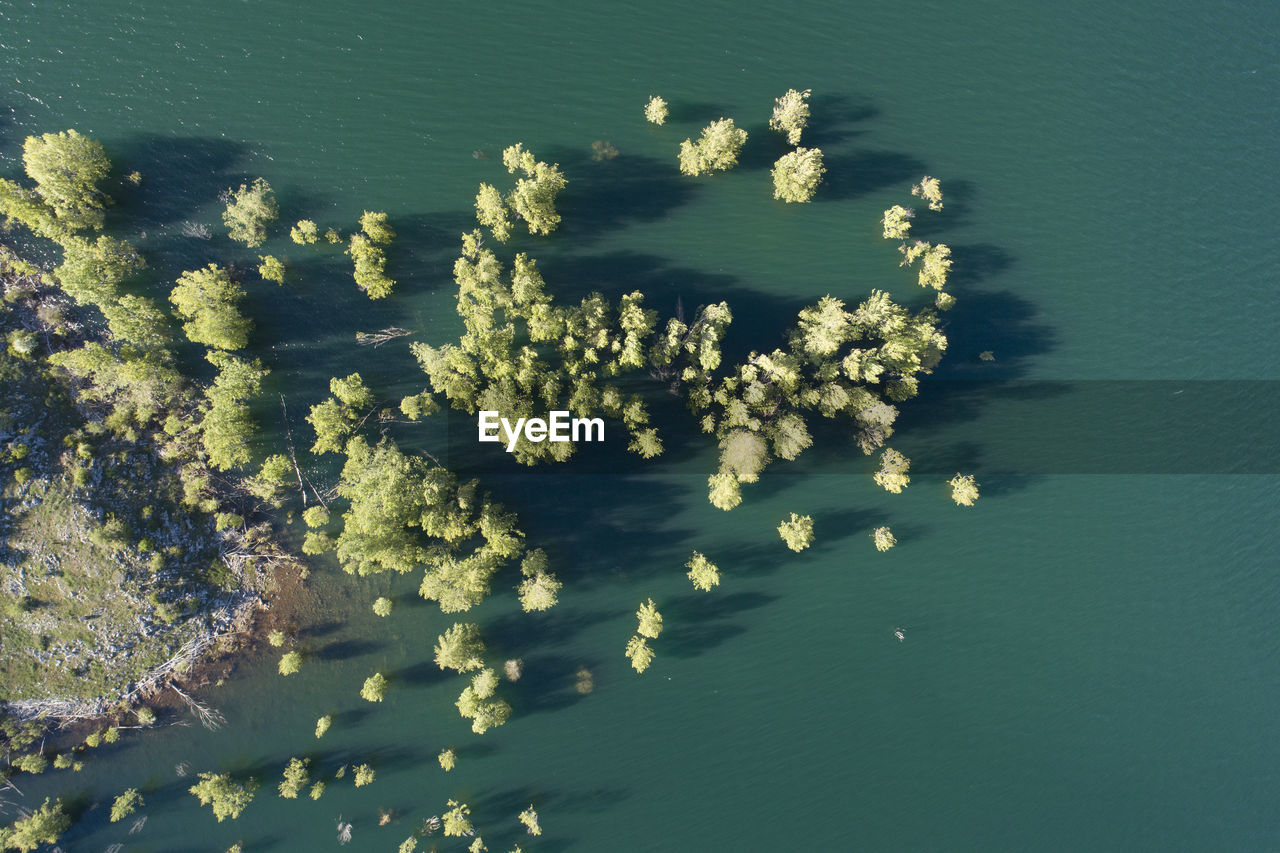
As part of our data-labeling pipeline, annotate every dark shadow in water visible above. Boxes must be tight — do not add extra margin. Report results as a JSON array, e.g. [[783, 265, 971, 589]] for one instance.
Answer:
[[113, 134, 249, 230], [667, 100, 730, 124], [314, 637, 386, 661], [536, 145, 698, 245], [506, 651, 599, 717], [391, 658, 451, 688], [661, 590, 780, 658], [819, 149, 929, 202]]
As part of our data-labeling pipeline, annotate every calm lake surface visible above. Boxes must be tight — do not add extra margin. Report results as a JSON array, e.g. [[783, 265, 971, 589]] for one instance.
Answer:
[[3, 0, 1279, 850]]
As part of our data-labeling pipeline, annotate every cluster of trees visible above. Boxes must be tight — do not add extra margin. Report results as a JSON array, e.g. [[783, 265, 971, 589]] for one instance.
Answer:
[[0, 798, 69, 852], [189, 772, 258, 821], [475, 144, 568, 241], [348, 210, 396, 298], [625, 598, 664, 673], [883, 178, 953, 302], [768, 90, 824, 203]]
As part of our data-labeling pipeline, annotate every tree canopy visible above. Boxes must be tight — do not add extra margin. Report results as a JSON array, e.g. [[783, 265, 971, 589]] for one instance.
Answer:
[[189, 773, 257, 821], [679, 118, 748, 176], [769, 88, 812, 145], [222, 178, 278, 247], [169, 264, 252, 351], [772, 147, 825, 202], [778, 513, 814, 552], [23, 129, 110, 231], [644, 95, 669, 125]]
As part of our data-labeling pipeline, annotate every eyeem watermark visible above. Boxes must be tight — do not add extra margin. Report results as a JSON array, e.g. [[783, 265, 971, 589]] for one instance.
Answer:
[[478, 410, 604, 452]]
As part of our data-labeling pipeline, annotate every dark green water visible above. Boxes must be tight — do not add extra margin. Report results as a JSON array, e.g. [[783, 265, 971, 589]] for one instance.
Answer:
[[3, 0, 1279, 850]]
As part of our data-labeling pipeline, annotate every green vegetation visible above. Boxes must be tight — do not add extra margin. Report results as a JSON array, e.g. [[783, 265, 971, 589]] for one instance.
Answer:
[[778, 513, 814, 552], [278, 757, 309, 798], [679, 118, 747, 176], [438, 748, 457, 771], [169, 264, 252, 351], [636, 598, 663, 638], [278, 650, 303, 676], [258, 254, 285, 284], [872, 526, 897, 552], [875, 448, 911, 494], [912, 175, 944, 211], [22, 130, 110, 232], [501, 143, 568, 236], [769, 88, 812, 144], [686, 551, 721, 591], [290, 219, 319, 244], [518, 806, 542, 836], [315, 714, 332, 738], [456, 667, 512, 733], [625, 635, 654, 673], [222, 178, 278, 247], [443, 800, 473, 837], [360, 671, 389, 701], [0, 798, 70, 851], [644, 95, 668, 125], [348, 211, 395, 298], [353, 763, 375, 786], [516, 548, 561, 611], [110, 788, 143, 822], [772, 147, 825, 202], [189, 772, 257, 821], [372, 596, 393, 616], [434, 623, 486, 672], [882, 205, 913, 240], [949, 474, 980, 506]]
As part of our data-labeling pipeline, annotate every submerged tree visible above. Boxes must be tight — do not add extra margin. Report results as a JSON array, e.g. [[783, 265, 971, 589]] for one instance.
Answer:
[[502, 144, 568, 236], [917, 243, 952, 290], [769, 88, 812, 145], [23, 129, 110, 231], [200, 352, 267, 470], [353, 764, 376, 787], [516, 548, 561, 611], [872, 526, 897, 552], [438, 748, 457, 772], [169, 264, 252, 351], [0, 798, 70, 851], [518, 806, 542, 836], [475, 183, 512, 242], [372, 596, 393, 617], [874, 448, 911, 494], [110, 788, 143, 822], [434, 623, 486, 673], [686, 551, 721, 591], [361, 672, 389, 702], [912, 176, 944, 211], [442, 800, 473, 837], [644, 95, 669, 126], [772, 147, 825, 203], [315, 715, 332, 738], [679, 118, 748, 176], [278, 650, 303, 676], [949, 473, 980, 506], [290, 219, 319, 244], [778, 513, 815, 552], [635, 598, 663, 639], [189, 773, 257, 822], [222, 178, 278, 247], [624, 635, 654, 673], [278, 758, 310, 798], [882, 205, 914, 240], [348, 233, 394, 298], [258, 254, 285, 284], [456, 667, 512, 734]]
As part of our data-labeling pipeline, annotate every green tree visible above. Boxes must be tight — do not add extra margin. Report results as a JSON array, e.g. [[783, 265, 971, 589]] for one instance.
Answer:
[[475, 183, 512, 242], [0, 798, 70, 852], [55, 234, 143, 308], [434, 622, 485, 672], [636, 598, 663, 639], [518, 806, 542, 836], [686, 551, 721, 591], [455, 668, 512, 734], [769, 88, 812, 145], [644, 95, 668, 126], [707, 469, 743, 511], [882, 205, 913, 240], [438, 748, 457, 771], [361, 672, 388, 702], [201, 352, 267, 470], [872, 526, 897, 551], [309, 781, 325, 800], [290, 219, 319, 244], [949, 473, 979, 506], [678, 118, 747, 176], [874, 448, 910, 494], [278, 650, 303, 676], [315, 715, 332, 738], [23, 129, 110, 231], [917, 243, 952, 290], [11, 753, 46, 775], [110, 788, 143, 822], [772, 147, 824, 203], [258, 254, 285, 284], [778, 513, 814, 552], [278, 757, 309, 798], [502, 144, 568, 236], [353, 764, 375, 787], [912, 176, 944, 211], [516, 548, 560, 612], [372, 596, 393, 617], [222, 178, 278, 247], [442, 800, 473, 837], [359, 210, 395, 244], [169, 264, 252, 351], [624, 635, 654, 673], [348, 233, 395, 298], [307, 372, 373, 454], [189, 773, 257, 821]]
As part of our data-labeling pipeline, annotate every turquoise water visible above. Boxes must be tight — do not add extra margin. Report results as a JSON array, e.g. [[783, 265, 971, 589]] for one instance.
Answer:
[[2, 0, 1279, 850]]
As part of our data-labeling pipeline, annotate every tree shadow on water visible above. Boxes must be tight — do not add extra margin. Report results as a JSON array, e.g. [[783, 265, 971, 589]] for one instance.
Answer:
[[114, 134, 249, 229]]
